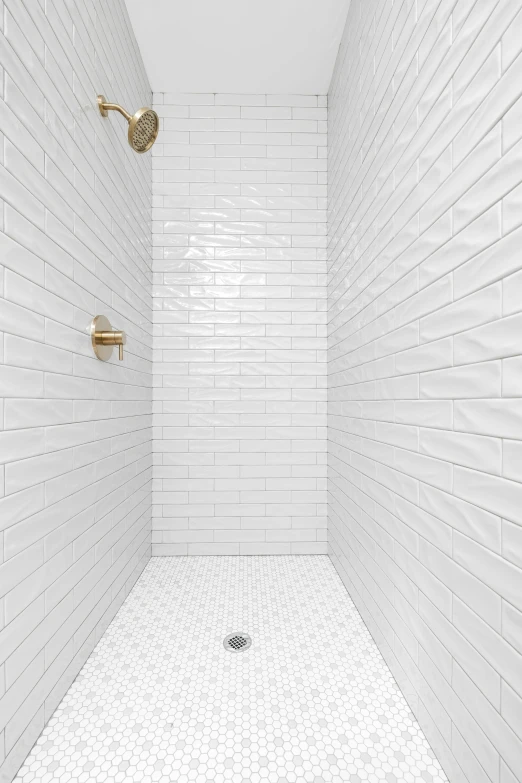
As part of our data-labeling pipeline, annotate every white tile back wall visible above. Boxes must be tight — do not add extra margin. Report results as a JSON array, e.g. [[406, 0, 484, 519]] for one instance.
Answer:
[[328, 2, 522, 783], [0, 2, 152, 781], [151, 93, 327, 555]]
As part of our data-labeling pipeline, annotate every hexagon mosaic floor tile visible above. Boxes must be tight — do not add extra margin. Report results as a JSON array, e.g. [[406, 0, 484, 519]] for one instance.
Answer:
[[15, 556, 448, 783]]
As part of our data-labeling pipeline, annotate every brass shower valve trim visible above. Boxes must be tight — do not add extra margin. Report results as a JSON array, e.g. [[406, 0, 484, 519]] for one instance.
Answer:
[[91, 315, 126, 361]]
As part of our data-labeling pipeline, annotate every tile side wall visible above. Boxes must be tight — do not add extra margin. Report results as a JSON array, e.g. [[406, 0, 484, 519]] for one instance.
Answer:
[[0, 2, 153, 780], [327, 2, 522, 782]]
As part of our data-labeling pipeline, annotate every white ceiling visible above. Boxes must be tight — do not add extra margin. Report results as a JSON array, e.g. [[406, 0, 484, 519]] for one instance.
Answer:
[[125, 0, 350, 95]]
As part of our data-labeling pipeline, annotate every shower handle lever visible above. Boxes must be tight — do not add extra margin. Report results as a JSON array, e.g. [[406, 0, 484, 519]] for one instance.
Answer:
[[91, 316, 126, 361]]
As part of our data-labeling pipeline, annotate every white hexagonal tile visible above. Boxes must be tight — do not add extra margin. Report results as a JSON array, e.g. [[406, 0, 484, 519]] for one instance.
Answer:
[[14, 557, 448, 783]]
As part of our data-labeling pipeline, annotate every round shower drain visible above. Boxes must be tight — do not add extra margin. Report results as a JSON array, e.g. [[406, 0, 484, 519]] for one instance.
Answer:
[[223, 633, 252, 652]]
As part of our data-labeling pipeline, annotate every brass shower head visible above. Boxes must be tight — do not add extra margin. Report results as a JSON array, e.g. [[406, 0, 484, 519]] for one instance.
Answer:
[[97, 95, 159, 153]]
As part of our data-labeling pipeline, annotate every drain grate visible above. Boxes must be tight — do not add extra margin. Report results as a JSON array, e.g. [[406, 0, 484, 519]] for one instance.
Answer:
[[223, 632, 252, 652]]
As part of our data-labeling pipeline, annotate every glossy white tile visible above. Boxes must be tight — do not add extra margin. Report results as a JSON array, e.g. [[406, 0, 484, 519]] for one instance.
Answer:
[[328, 2, 522, 782], [152, 93, 326, 553]]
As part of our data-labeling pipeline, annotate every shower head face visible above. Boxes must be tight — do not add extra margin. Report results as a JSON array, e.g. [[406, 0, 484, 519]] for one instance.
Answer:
[[128, 107, 159, 153]]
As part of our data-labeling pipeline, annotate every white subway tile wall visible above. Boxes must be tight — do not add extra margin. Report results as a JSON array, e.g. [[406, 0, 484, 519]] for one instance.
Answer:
[[0, 1, 152, 780], [151, 93, 327, 555], [328, 3, 522, 783]]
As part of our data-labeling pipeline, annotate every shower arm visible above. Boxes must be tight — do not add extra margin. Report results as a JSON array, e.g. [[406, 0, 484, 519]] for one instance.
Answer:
[[97, 96, 132, 121]]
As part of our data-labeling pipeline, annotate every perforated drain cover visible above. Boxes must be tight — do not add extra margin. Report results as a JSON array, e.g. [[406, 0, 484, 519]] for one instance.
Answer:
[[223, 633, 252, 652]]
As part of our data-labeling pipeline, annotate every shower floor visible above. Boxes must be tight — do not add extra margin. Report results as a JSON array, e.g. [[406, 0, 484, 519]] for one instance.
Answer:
[[14, 556, 448, 783]]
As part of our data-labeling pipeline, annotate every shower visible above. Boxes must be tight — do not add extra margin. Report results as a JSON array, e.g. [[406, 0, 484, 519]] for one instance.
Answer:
[[97, 94, 159, 152], [2, 3, 521, 783]]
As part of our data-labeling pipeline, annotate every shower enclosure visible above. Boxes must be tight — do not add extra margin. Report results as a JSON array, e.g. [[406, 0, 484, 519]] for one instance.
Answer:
[[1, 1, 522, 782]]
